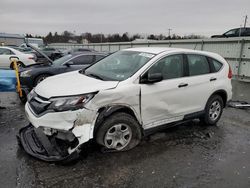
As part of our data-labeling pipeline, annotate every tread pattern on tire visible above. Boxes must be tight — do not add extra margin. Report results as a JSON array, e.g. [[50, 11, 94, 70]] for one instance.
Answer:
[[201, 95, 223, 126], [96, 112, 142, 151]]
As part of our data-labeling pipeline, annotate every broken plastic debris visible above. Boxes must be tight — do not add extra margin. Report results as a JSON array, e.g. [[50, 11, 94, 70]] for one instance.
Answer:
[[228, 101, 250, 109]]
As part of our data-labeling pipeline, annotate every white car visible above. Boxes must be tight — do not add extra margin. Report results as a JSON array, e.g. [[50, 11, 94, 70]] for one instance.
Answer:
[[0, 46, 36, 69], [18, 47, 232, 162]]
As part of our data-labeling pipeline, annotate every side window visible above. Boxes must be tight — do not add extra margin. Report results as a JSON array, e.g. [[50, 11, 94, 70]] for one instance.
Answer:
[[0, 48, 5, 55], [245, 28, 250, 35], [239, 28, 247, 35], [72, 55, 94, 65], [210, 58, 223, 72], [95, 55, 105, 62], [0, 48, 14, 55], [187, 54, 210, 76], [148, 54, 184, 80]]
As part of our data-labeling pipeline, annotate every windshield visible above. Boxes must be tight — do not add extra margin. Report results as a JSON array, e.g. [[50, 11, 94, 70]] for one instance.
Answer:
[[52, 54, 73, 66], [84, 50, 155, 81]]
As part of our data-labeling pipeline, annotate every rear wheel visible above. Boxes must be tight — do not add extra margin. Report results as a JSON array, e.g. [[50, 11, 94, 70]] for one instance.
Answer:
[[10, 61, 25, 70], [96, 112, 141, 151], [200, 95, 223, 126]]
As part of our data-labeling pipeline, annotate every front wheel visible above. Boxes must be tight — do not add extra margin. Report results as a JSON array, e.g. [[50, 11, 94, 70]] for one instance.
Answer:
[[34, 74, 50, 86], [19, 92, 27, 104], [96, 112, 142, 151], [200, 95, 224, 126]]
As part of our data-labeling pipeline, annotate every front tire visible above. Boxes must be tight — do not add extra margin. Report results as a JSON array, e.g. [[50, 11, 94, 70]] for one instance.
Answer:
[[34, 74, 50, 86], [19, 91, 27, 104], [96, 112, 142, 151], [200, 95, 224, 126]]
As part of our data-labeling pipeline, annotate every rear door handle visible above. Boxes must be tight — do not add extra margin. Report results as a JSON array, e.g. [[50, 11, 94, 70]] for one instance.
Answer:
[[210, 77, 217, 82], [178, 83, 188, 88]]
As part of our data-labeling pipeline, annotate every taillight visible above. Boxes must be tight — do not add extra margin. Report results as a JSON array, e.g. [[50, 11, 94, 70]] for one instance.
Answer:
[[28, 56, 34, 60], [228, 64, 232, 79]]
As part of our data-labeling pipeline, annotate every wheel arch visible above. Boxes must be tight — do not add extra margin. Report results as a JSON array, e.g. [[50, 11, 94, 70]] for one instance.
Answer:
[[209, 89, 228, 107], [10, 61, 24, 69], [93, 105, 142, 136], [33, 73, 52, 87]]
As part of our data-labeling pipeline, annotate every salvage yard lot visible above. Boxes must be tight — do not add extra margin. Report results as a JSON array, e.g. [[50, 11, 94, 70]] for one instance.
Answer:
[[0, 92, 250, 188]]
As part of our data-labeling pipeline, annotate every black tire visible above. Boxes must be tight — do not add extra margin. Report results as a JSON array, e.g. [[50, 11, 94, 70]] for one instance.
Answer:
[[34, 74, 50, 86], [200, 95, 224, 126], [96, 112, 142, 151], [10, 61, 25, 70], [19, 92, 27, 104]]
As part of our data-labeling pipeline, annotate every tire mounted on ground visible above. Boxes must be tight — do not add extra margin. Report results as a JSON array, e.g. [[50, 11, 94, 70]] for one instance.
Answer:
[[96, 112, 142, 151], [200, 95, 224, 125]]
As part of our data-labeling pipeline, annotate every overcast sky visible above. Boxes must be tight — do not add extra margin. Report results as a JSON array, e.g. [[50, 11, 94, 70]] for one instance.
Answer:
[[1, 0, 250, 37]]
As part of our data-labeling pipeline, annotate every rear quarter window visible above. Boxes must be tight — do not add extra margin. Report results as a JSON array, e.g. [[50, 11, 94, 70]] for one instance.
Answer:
[[210, 58, 223, 72]]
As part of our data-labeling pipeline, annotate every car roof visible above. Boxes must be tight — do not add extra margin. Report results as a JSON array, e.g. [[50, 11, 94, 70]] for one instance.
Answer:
[[70, 51, 108, 56], [226, 27, 250, 31], [122, 47, 207, 55], [0, 46, 13, 50], [122, 47, 224, 61], [0, 46, 21, 53]]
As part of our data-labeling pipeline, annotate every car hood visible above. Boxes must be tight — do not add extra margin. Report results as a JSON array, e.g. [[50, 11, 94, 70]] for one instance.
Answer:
[[34, 71, 119, 98], [22, 62, 51, 69]]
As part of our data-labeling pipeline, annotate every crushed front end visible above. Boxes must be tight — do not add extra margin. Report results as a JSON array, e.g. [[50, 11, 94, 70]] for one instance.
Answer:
[[17, 124, 80, 162], [17, 90, 97, 163]]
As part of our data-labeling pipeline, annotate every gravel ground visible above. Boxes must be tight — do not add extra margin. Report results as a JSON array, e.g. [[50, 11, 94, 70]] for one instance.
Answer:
[[0, 79, 250, 188]]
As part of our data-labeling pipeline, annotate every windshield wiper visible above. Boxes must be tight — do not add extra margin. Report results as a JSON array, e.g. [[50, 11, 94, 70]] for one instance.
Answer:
[[86, 73, 104, 80]]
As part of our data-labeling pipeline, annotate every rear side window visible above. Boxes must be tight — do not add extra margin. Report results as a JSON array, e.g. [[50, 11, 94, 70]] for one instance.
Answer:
[[210, 58, 223, 72], [95, 55, 105, 62], [0, 48, 14, 55], [72, 55, 94, 65], [246, 28, 250, 35], [187, 54, 210, 76]]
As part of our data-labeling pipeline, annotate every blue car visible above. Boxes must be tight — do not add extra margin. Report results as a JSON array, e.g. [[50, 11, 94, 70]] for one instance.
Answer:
[[0, 70, 16, 92]]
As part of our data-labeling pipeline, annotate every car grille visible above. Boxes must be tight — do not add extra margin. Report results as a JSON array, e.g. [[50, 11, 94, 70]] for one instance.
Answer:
[[28, 92, 50, 115]]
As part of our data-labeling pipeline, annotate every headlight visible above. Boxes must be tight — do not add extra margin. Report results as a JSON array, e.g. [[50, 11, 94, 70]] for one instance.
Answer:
[[20, 70, 32, 77], [47, 93, 96, 112]]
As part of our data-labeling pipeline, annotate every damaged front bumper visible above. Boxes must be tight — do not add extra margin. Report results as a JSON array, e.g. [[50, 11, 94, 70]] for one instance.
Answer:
[[17, 124, 80, 162]]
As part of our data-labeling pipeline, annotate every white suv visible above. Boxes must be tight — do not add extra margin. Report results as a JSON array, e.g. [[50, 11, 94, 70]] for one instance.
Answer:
[[18, 47, 232, 162]]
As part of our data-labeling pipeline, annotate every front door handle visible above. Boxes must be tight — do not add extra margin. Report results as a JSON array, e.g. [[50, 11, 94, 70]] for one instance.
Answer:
[[178, 83, 188, 88], [210, 77, 217, 82]]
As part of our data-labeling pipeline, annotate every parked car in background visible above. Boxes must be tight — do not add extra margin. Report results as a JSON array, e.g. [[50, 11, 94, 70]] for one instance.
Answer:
[[60, 48, 95, 56], [10, 46, 38, 62], [211, 27, 250, 38], [0, 70, 16, 92], [0, 46, 36, 69], [68, 48, 95, 53], [18, 47, 232, 162], [19, 51, 108, 102], [40, 47, 63, 60]]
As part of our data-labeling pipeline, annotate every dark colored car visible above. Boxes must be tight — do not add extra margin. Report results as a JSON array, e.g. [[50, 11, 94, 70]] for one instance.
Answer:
[[211, 27, 250, 38], [41, 47, 64, 60], [19, 52, 108, 102]]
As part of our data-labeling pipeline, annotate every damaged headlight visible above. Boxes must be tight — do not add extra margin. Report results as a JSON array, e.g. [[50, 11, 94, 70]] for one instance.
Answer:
[[48, 93, 96, 112]]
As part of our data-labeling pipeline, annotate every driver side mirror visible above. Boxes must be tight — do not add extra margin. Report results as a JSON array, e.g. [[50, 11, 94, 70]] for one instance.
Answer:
[[65, 61, 74, 67], [140, 72, 163, 84]]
